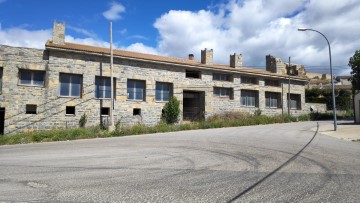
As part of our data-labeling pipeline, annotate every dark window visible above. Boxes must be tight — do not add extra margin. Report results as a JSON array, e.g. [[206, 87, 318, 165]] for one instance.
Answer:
[[288, 94, 301, 110], [0, 68, 2, 94], [95, 76, 115, 99], [241, 77, 257, 84], [186, 70, 201, 79], [66, 106, 75, 115], [265, 92, 281, 108], [265, 79, 280, 87], [213, 73, 232, 82], [241, 90, 258, 107], [133, 108, 141, 116], [214, 87, 233, 99], [127, 79, 146, 101], [101, 107, 110, 116], [26, 104, 37, 114], [60, 73, 82, 97], [19, 70, 45, 86], [156, 82, 173, 102]]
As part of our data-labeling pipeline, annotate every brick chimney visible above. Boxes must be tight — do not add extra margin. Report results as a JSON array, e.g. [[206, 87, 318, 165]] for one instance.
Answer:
[[201, 48, 213, 64], [188, 54, 194, 60], [52, 21, 65, 45], [230, 53, 243, 68]]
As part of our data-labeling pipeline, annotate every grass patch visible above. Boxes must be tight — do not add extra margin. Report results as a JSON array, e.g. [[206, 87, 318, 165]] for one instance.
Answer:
[[1, 111, 319, 145]]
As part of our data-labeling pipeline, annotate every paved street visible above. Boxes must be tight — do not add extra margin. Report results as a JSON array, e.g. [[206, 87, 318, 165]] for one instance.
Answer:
[[0, 121, 359, 202]]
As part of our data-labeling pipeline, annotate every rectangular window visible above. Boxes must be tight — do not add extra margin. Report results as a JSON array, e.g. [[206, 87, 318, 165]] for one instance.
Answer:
[[265, 92, 281, 108], [265, 79, 280, 87], [19, 69, 45, 86], [214, 87, 233, 99], [186, 70, 201, 79], [0, 68, 2, 94], [156, 82, 173, 102], [95, 76, 116, 99], [133, 108, 141, 116], [288, 94, 301, 110], [241, 90, 258, 107], [59, 73, 82, 97], [241, 77, 257, 84], [101, 107, 110, 116], [213, 73, 232, 82], [66, 106, 75, 115], [26, 104, 37, 114], [127, 79, 146, 101]]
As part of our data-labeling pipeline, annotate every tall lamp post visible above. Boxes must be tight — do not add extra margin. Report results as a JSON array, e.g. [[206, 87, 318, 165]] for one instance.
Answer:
[[298, 28, 337, 131]]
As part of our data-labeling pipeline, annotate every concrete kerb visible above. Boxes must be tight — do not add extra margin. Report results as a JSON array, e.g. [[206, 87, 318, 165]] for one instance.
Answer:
[[315, 120, 360, 142]]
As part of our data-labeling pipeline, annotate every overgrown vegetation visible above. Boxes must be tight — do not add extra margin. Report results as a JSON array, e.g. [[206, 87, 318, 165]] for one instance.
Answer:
[[305, 89, 352, 110], [0, 110, 354, 145], [161, 96, 180, 124], [79, 113, 87, 128]]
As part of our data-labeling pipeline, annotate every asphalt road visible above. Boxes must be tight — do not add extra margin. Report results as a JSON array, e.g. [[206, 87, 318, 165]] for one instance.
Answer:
[[0, 121, 359, 202]]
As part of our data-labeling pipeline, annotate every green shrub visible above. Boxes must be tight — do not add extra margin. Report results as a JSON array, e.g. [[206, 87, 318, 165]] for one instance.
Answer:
[[162, 96, 180, 124], [79, 113, 87, 128]]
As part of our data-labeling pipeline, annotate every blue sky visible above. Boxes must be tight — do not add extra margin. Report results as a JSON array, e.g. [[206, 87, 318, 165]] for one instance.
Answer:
[[1, 0, 359, 76]]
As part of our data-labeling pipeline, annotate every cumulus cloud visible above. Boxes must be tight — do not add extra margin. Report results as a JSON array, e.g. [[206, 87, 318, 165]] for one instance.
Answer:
[[103, 2, 126, 21], [0, 26, 51, 49], [122, 43, 159, 55], [153, 0, 360, 75]]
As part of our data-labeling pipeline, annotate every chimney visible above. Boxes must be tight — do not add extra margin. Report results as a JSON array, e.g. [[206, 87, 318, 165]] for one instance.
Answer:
[[52, 21, 65, 44], [230, 53, 243, 68], [188, 54, 194, 60], [201, 48, 213, 64]]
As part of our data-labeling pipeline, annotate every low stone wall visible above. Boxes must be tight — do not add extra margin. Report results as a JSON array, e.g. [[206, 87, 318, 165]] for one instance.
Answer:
[[304, 103, 327, 113]]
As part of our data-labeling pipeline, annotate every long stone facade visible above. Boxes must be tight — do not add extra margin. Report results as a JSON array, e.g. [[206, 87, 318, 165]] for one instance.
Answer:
[[0, 22, 309, 135]]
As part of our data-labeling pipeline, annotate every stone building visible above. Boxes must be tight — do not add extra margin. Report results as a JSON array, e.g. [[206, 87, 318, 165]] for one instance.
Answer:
[[0, 22, 308, 135]]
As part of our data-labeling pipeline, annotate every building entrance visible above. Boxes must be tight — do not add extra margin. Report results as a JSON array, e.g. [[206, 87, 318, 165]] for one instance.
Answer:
[[183, 91, 205, 121]]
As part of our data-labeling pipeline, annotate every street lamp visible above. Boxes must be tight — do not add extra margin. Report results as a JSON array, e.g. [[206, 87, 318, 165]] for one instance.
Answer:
[[298, 28, 337, 131]]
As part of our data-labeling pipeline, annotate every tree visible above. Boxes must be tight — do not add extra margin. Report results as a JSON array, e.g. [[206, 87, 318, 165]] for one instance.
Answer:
[[161, 96, 180, 124], [349, 50, 360, 92]]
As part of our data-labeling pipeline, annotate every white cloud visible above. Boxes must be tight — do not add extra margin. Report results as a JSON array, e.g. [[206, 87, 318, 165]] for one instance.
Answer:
[[103, 2, 126, 21], [152, 0, 359, 75], [122, 43, 159, 55], [0, 27, 51, 49], [67, 25, 97, 38]]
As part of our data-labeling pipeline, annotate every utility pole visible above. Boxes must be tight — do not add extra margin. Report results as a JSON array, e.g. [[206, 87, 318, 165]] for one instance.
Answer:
[[288, 57, 291, 115], [109, 22, 115, 131]]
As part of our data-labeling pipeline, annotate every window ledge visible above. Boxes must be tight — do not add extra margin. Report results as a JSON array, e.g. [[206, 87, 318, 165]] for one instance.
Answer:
[[58, 96, 82, 99], [65, 114, 76, 116], [18, 84, 45, 88]]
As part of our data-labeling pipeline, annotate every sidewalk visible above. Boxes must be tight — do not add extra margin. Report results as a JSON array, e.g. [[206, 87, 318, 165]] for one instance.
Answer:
[[317, 121, 360, 142]]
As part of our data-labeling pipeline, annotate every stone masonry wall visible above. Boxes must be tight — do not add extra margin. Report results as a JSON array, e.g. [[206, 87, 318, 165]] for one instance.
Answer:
[[1, 45, 307, 135]]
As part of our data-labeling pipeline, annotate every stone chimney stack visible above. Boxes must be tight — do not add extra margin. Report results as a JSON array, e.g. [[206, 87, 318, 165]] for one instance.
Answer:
[[52, 21, 65, 45], [230, 53, 243, 68], [201, 48, 213, 64], [188, 54, 194, 60]]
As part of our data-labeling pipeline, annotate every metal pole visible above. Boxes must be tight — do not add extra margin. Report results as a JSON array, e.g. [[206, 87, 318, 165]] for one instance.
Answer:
[[298, 28, 337, 131], [288, 56, 291, 115], [110, 22, 115, 130]]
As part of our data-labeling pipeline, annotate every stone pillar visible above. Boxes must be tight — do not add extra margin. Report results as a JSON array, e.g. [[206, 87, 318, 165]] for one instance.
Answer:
[[52, 21, 65, 45], [230, 53, 242, 68], [201, 48, 213, 64]]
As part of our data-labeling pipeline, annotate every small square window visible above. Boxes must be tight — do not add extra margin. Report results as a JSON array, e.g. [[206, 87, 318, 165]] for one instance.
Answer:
[[101, 107, 110, 116], [26, 104, 37, 114], [66, 106, 75, 115], [133, 108, 141, 116]]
